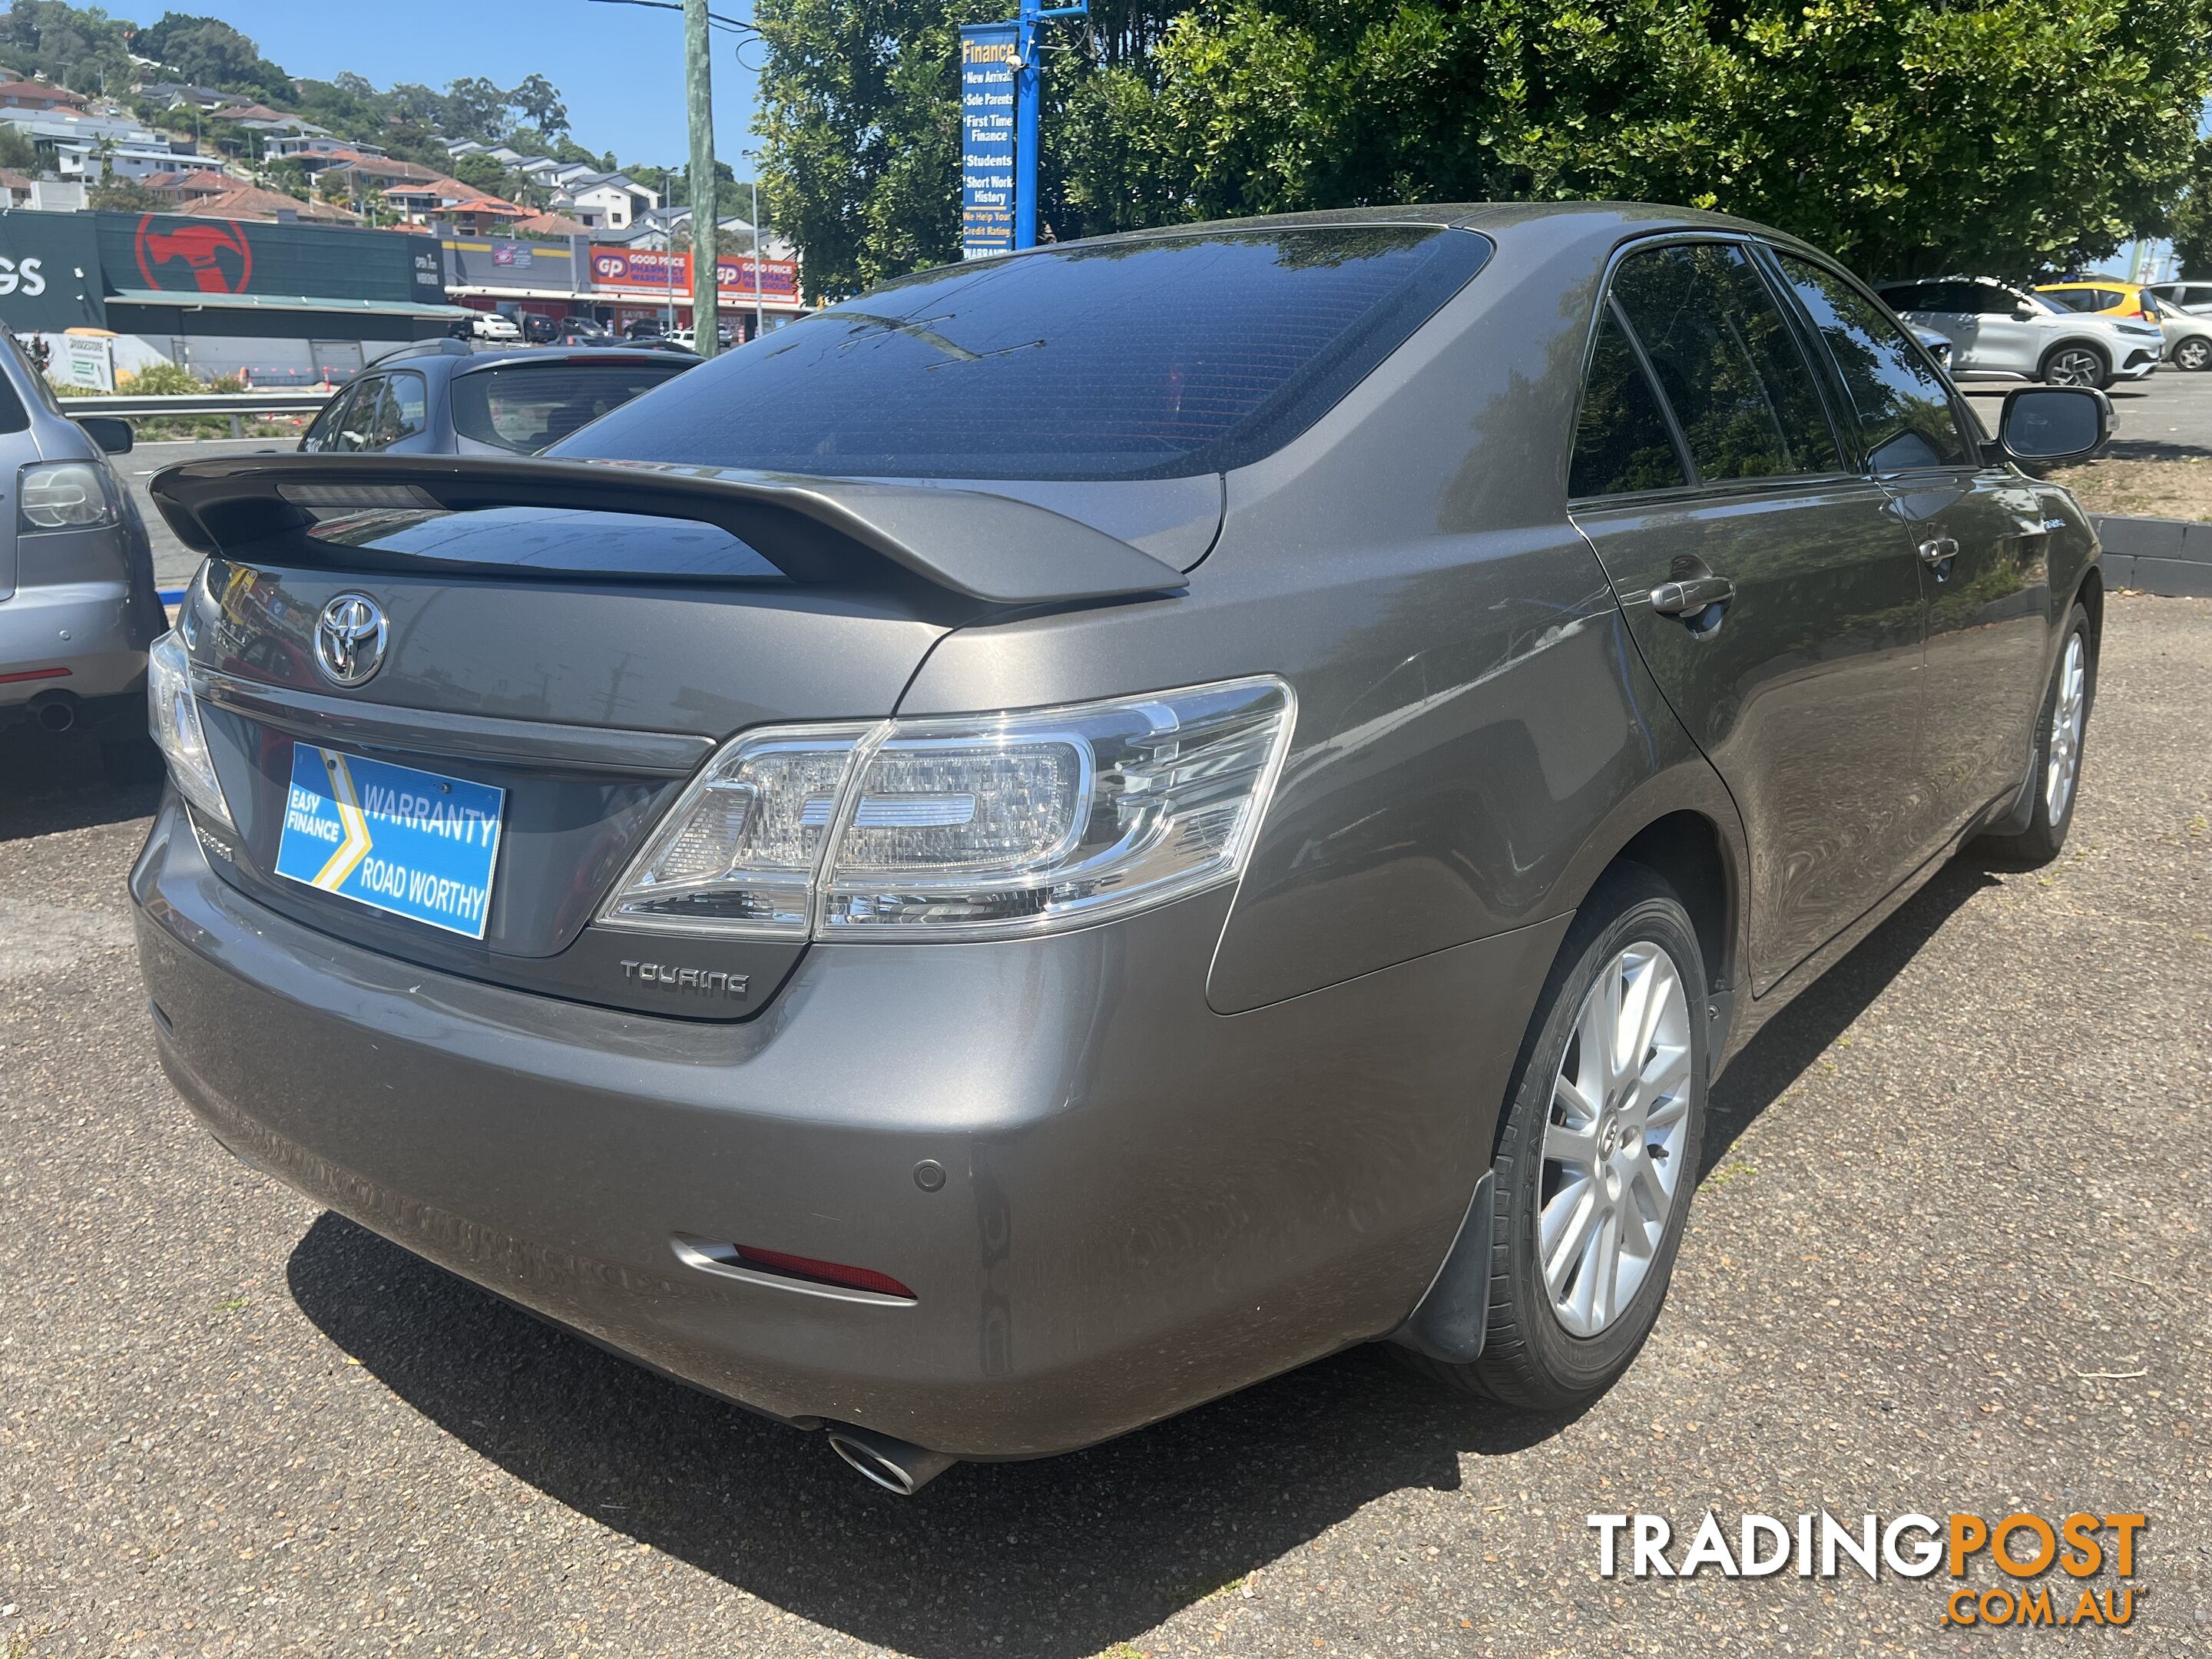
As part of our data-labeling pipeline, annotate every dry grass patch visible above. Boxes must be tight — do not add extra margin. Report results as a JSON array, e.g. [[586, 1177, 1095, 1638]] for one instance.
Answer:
[[2045, 455, 2212, 522]]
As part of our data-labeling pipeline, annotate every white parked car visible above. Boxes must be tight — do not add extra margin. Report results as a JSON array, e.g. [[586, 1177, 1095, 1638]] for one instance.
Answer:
[[1876, 276, 2162, 389], [466, 311, 522, 343]]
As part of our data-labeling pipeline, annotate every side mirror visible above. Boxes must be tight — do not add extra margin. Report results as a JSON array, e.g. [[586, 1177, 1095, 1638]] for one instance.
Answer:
[[1998, 386, 2109, 464], [2012, 305, 2035, 321], [72, 415, 133, 455]]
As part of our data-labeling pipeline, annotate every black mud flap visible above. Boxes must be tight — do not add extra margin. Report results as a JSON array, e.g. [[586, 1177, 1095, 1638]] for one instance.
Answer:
[[1389, 1170, 1495, 1366]]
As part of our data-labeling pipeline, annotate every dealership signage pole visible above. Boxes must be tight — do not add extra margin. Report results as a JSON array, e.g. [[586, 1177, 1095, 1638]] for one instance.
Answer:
[[960, 0, 1086, 259], [684, 0, 720, 357]]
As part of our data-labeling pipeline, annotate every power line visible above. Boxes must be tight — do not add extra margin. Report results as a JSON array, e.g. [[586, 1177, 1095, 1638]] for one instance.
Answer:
[[584, 0, 757, 34]]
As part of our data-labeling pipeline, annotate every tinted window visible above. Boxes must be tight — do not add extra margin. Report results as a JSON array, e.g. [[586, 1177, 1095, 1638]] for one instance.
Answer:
[[300, 384, 352, 452], [1883, 282, 1978, 314], [1975, 286, 2033, 316], [306, 506, 785, 579], [366, 370, 427, 448], [2039, 289, 2101, 313], [450, 360, 690, 453], [1569, 303, 1687, 497], [333, 376, 382, 452], [1777, 254, 1972, 472], [557, 227, 1493, 480], [1609, 243, 1840, 483]]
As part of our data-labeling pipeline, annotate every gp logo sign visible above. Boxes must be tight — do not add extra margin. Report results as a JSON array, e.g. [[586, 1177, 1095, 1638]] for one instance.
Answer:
[[133, 215, 253, 294]]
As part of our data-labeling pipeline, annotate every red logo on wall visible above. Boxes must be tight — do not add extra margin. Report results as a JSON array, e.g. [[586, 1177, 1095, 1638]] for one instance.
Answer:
[[133, 216, 254, 294]]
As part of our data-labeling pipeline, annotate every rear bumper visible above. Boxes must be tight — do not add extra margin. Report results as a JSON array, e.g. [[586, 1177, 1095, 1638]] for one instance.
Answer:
[[0, 579, 147, 710], [131, 793, 1564, 1459]]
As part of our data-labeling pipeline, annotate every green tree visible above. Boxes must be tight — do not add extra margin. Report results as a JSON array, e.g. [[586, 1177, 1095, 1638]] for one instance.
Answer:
[[0, 121, 37, 171], [2167, 141, 2212, 278], [758, 0, 2212, 293], [509, 72, 568, 137], [450, 151, 511, 196], [135, 12, 291, 101], [0, 0, 133, 96], [441, 74, 512, 143], [88, 174, 164, 210]]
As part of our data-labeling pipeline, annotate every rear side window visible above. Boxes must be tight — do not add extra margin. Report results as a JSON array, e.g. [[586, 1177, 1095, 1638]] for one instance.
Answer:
[[1608, 243, 1841, 484], [367, 370, 428, 448], [451, 360, 689, 453], [333, 376, 383, 452], [555, 227, 1493, 480], [2039, 290, 2101, 313], [1883, 282, 1978, 314], [1776, 255, 1972, 472], [1569, 304, 1687, 497]]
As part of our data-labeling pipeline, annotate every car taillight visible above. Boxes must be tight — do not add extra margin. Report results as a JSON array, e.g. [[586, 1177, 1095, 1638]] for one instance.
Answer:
[[18, 461, 121, 532], [600, 677, 1295, 942], [147, 628, 234, 829]]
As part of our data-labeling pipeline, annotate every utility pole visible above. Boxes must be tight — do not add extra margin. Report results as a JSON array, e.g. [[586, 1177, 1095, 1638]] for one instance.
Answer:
[[1012, 0, 1085, 250], [684, 0, 719, 359]]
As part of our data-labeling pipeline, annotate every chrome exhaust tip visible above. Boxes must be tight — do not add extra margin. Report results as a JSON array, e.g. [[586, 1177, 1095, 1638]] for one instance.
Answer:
[[826, 1424, 956, 1495], [30, 690, 77, 732]]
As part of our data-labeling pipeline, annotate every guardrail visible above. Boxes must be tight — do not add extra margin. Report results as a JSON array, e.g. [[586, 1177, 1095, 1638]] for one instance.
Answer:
[[60, 389, 333, 436]]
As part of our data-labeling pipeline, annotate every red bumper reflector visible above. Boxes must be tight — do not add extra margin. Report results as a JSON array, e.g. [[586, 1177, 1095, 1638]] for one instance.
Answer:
[[0, 666, 70, 685], [733, 1244, 915, 1300]]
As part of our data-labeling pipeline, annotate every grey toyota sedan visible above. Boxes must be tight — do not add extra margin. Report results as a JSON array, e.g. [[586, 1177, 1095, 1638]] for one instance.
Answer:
[[132, 204, 2107, 1495]]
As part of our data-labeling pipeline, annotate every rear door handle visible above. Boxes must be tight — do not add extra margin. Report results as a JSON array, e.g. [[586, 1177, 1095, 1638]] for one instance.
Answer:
[[1649, 574, 1735, 616], [1918, 535, 1960, 568]]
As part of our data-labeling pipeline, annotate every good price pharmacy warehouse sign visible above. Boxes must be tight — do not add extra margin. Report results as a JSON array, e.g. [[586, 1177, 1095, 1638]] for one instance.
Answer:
[[1589, 1510, 2146, 1630]]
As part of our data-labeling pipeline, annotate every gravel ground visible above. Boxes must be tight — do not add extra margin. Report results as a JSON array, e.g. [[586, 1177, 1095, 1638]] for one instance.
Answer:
[[1, 598, 2207, 1659]]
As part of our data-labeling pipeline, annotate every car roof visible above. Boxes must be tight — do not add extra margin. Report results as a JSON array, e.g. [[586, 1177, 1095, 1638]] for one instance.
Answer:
[[939, 200, 1835, 277], [2037, 279, 2137, 291]]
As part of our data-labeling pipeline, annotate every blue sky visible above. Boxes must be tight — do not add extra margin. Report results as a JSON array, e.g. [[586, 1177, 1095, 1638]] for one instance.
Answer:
[[190, 2, 764, 176]]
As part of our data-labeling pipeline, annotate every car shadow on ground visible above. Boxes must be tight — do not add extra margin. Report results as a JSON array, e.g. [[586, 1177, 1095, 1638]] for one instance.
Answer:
[[282, 856, 2002, 1658], [0, 724, 162, 842]]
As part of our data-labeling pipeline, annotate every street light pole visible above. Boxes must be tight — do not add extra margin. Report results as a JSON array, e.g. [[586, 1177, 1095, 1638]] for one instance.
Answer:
[[1012, 0, 1084, 250], [683, 0, 719, 359], [750, 171, 762, 340], [1014, 0, 1038, 250]]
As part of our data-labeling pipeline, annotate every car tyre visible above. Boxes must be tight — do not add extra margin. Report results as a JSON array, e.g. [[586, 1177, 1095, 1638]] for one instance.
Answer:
[[1408, 863, 1707, 1411], [1970, 601, 2094, 866], [2039, 343, 2111, 389], [2174, 336, 2212, 372]]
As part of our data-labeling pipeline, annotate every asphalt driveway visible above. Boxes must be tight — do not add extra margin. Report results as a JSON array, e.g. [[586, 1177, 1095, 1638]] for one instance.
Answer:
[[1, 598, 2207, 1657]]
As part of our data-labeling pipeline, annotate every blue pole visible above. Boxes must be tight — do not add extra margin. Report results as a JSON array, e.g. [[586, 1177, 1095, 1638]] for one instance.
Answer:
[[1015, 0, 1040, 250]]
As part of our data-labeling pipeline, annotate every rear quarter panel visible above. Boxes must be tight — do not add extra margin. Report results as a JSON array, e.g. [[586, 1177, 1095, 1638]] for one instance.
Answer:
[[900, 211, 1746, 1021]]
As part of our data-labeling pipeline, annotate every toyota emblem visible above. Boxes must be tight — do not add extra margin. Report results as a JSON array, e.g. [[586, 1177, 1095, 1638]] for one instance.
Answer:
[[314, 593, 387, 687]]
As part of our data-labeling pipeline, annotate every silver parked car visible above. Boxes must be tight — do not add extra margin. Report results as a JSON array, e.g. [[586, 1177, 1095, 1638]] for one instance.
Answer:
[[2141, 291, 2212, 372], [134, 205, 2110, 1495], [2142, 279, 2212, 317], [0, 328, 166, 774], [1876, 276, 2161, 389]]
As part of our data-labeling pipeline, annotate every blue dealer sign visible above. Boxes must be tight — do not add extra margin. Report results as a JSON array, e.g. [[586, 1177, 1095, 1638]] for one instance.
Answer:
[[273, 745, 505, 939], [959, 24, 1018, 259]]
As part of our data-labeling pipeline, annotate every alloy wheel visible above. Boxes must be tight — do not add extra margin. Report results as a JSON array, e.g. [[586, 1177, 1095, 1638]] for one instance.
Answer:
[[2045, 633, 2087, 822], [2045, 348, 2104, 387], [2177, 338, 2211, 371], [1539, 942, 1694, 1338]]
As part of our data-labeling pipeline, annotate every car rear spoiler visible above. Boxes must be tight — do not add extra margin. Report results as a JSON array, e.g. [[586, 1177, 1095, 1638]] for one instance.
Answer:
[[147, 453, 1190, 607]]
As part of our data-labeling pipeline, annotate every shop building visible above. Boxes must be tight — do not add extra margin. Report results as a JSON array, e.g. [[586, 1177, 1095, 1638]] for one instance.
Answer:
[[441, 232, 805, 338], [0, 207, 470, 385]]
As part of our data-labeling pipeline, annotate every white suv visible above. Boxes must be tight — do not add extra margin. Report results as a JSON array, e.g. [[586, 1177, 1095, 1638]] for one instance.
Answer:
[[1876, 276, 2162, 389]]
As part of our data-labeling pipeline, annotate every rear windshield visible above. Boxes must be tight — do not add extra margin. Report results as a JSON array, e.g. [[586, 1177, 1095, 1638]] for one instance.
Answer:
[[553, 226, 1492, 481], [450, 359, 691, 453], [306, 505, 786, 580]]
